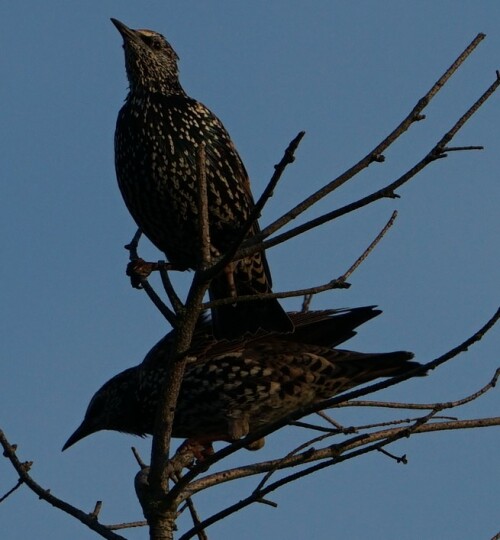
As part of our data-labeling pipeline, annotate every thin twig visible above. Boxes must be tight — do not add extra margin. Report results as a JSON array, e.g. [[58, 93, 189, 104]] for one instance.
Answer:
[[257, 498, 278, 508], [184, 498, 208, 540], [438, 69, 500, 146], [140, 280, 178, 326], [301, 294, 313, 313], [231, 131, 306, 258], [172, 472, 208, 540], [125, 229, 177, 326], [254, 131, 305, 215], [316, 411, 346, 431], [342, 210, 397, 281], [124, 228, 143, 254], [423, 308, 500, 372], [90, 501, 103, 519], [443, 145, 483, 152], [292, 416, 413, 434], [377, 448, 408, 464], [197, 143, 211, 269], [0, 479, 23, 503], [201, 277, 349, 309], [253, 435, 328, 493], [131, 447, 148, 469], [159, 264, 185, 315], [108, 521, 148, 530]]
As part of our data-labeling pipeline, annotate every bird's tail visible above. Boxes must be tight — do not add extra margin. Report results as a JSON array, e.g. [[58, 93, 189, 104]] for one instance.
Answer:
[[209, 268, 293, 340], [285, 306, 382, 348], [325, 349, 426, 393]]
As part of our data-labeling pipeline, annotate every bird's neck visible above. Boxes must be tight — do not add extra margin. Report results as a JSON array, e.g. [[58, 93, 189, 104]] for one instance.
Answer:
[[128, 78, 187, 98]]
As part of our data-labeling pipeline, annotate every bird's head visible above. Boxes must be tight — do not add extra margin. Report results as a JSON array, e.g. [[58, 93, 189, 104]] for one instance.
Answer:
[[111, 18, 183, 95], [62, 368, 141, 451]]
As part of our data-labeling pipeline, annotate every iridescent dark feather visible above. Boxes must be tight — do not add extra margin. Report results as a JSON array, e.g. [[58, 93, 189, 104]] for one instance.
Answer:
[[111, 19, 292, 338], [63, 307, 424, 450]]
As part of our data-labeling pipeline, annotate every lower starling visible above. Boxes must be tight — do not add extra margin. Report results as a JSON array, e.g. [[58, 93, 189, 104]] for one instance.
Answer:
[[63, 307, 424, 452], [111, 18, 292, 339]]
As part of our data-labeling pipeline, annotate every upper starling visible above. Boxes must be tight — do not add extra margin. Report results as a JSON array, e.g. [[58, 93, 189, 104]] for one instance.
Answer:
[[111, 18, 292, 339], [63, 306, 424, 452]]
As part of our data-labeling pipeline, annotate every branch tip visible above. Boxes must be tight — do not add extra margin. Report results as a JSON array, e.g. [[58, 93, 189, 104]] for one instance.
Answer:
[[89, 501, 103, 520]]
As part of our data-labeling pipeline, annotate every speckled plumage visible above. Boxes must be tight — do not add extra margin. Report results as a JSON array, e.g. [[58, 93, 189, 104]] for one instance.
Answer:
[[111, 19, 292, 338], [63, 306, 424, 451]]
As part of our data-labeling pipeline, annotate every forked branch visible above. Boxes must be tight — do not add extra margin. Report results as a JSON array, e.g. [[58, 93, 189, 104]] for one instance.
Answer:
[[236, 69, 500, 260], [0, 430, 125, 540], [256, 33, 486, 242], [202, 210, 398, 310]]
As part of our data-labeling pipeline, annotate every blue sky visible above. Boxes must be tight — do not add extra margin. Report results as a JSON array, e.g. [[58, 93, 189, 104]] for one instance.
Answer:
[[2, 2, 499, 539]]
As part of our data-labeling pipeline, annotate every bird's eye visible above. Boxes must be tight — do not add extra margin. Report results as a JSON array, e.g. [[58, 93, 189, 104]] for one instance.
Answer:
[[151, 39, 162, 50]]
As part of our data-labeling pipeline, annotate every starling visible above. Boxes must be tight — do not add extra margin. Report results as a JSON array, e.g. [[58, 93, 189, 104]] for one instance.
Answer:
[[111, 18, 292, 339], [63, 306, 424, 452]]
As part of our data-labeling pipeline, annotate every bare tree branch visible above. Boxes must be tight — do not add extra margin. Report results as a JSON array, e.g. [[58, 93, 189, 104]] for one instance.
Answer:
[[343, 210, 398, 281], [108, 521, 148, 530], [301, 293, 313, 313], [236, 71, 500, 260], [174, 472, 208, 540], [340, 368, 500, 410], [293, 416, 414, 435], [179, 416, 499, 540], [377, 447, 408, 464], [202, 210, 398, 310], [253, 33, 486, 243], [0, 430, 126, 540], [159, 264, 185, 315]]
